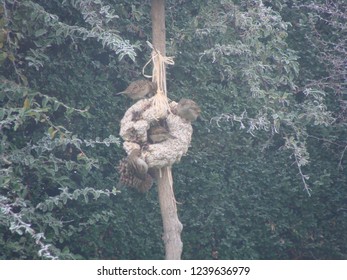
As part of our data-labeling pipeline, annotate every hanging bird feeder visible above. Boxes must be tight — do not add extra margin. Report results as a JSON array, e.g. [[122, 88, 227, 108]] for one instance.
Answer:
[[117, 45, 195, 192]]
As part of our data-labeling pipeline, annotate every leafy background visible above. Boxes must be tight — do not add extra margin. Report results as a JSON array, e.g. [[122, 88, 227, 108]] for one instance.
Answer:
[[1, 0, 346, 259]]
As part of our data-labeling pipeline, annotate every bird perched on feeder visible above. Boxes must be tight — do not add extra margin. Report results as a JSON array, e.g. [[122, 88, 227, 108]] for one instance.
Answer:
[[118, 157, 153, 192], [127, 149, 148, 180], [176, 98, 201, 122], [148, 125, 175, 143], [115, 79, 157, 100]]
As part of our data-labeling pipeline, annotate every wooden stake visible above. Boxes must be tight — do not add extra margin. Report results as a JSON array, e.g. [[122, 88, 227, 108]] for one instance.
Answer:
[[151, 0, 183, 260]]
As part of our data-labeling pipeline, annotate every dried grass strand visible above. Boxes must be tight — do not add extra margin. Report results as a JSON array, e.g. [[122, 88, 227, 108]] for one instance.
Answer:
[[142, 43, 174, 119]]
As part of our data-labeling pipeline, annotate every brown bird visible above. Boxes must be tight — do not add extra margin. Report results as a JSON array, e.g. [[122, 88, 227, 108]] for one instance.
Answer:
[[176, 98, 201, 122], [148, 125, 175, 143], [127, 149, 148, 180], [115, 80, 157, 100], [117, 158, 153, 192]]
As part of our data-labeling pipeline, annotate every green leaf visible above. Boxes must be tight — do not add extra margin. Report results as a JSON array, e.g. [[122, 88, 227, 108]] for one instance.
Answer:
[[35, 29, 47, 37], [66, 107, 74, 116], [42, 96, 49, 107], [48, 127, 58, 139], [0, 51, 7, 64], [0, 108, 5, 120], [23, 98, 30, 109], [53, 101, 60, 111]]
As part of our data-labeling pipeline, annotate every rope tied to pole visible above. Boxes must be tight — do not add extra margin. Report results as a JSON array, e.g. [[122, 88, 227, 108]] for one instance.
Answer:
[[143, 41, 174, 119]]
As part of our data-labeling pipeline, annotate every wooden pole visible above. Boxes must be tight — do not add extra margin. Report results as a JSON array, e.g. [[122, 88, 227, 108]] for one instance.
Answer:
[[157, 167, 183, 259], [151, 0, 183, 260]]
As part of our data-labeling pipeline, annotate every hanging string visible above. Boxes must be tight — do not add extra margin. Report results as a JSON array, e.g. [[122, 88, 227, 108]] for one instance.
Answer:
[[142, 41, 174, 118]]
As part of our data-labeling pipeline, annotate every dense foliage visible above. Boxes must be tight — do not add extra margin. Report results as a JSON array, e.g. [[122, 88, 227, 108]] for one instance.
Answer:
[[1, 0, 346, 259]]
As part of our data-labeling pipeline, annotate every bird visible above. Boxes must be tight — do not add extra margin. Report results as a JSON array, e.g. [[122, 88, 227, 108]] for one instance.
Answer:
[[176, 98, 201, 122], [148, 125, 175, 143], [117, 158, 153, 192], [126, 149, 148, 180], [114, 79, 157, 100]]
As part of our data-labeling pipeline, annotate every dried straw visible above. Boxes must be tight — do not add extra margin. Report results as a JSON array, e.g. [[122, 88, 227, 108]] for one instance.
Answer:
[[142, 42, 174, 119]]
